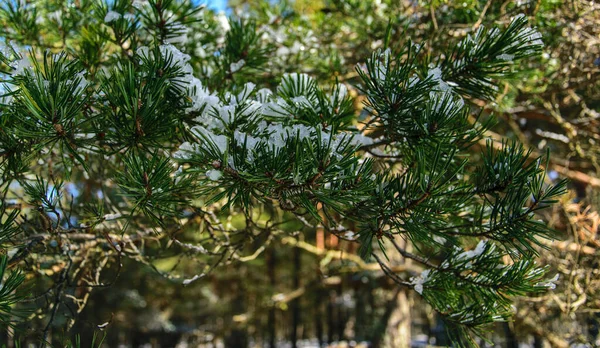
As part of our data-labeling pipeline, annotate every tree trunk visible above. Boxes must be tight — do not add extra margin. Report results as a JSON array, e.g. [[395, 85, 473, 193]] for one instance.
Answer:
[[291, 246, 301, 348], [267, 248, 277, 348], [2, 327, 12, 348], [327, 289, 335, 343], [315, 286, 324, 347], [225, 280, 248, 348], [533, 334, 544, 348], [502, 321, 519, 348], [370, 288, 411, 348], [382, 289, 411, 348], [354, 279, 367, 342], [380, 238, 412, 348], [370, 288, 400, 348], [432, 315, 448, 346], [336, 282, 346, 341]]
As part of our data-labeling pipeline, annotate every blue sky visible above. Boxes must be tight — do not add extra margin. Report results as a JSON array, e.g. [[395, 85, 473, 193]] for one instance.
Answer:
[[200, 0, 228, 12]]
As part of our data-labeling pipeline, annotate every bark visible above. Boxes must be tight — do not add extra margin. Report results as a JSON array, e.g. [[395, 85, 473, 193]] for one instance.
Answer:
[[382, 289, 411, 348], [315, 286, 324, 347], [336, 282, 345, 341], [290, 246, 301, 348], [533, 334, 544, 348], [267, 248, 276, 348], [432, 315, 448, 347], [379, 238, 412, 348], [354, 280, 368, 342], [225, 280, 248, 348], [370, 288, 401, 348], [502, 321, 519, 348], [327, 290, 335, 343]]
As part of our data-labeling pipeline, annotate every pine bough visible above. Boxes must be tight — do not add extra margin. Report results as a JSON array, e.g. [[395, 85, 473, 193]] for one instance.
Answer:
[[0, 2, 564, 345]]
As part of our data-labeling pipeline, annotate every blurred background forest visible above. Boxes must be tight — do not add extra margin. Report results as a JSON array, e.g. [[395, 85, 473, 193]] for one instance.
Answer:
[[1, 0, 599, 347]]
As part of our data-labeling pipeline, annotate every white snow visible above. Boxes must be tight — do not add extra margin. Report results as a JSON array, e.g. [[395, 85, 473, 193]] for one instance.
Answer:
[[173, 142, 198, 160], [256, 88, 273, 103], [410, 269, 431, 295], [536, 273, 560, 290], [206, 169, 223, 181], [165, 22, 189, 44], [279, 73, 314, 96], [291, 96, 312, 108], [177, 241, 208, 254], [349, 133, 374, 147], [103, 213, 122, 220], [132, 0, 148, 9], [331, 83, 348, 103], [104, 11, 122, 23], [9, 55, 31, 75], [427, 67, 451, 92], [191, 126, 228, 155], [456, 240, 487, 261], [263, 98, 290, 118], [182, 273, 205, 285], [136, 46, 150, 59], [496, 53, 514, 61], [159, 44, 191, 68], [236, 82, 256, 103], [216, 12, 230, 32], [230, 59, 245, 73]]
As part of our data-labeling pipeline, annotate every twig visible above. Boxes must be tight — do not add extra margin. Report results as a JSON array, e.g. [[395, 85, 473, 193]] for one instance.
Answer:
[[371, 252, 411, 287], [387, 235, 437, 268], [472, 0, 493, 30], [430, 4, 439, 31]]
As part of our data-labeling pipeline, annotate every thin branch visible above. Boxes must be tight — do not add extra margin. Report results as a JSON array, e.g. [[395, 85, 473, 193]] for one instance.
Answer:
[[387, 235, 438, 268], [371, 252, 411, 287]]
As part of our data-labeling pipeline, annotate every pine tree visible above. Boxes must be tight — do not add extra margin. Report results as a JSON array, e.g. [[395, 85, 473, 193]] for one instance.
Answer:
[[0, 1, 565, 346]]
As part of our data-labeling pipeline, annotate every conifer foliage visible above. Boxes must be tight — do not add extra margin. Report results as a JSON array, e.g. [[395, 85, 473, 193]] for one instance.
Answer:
[[0, 0, 564, 346]]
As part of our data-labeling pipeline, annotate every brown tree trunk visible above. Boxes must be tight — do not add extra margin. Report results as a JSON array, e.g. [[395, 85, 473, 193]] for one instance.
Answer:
[[315, 286, 324, 347], [354, 280, 368, 342], [382, 289, 411, 348], [533, 334, 544, 348], [290, 246, 301, 348], [225, 280, 248, 348], [327, 289, 335, 343], [503, 321, 519, 348], [267, 248, 277, 348], [338, 283, 350, 341], [380, 238, 412, 348]]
